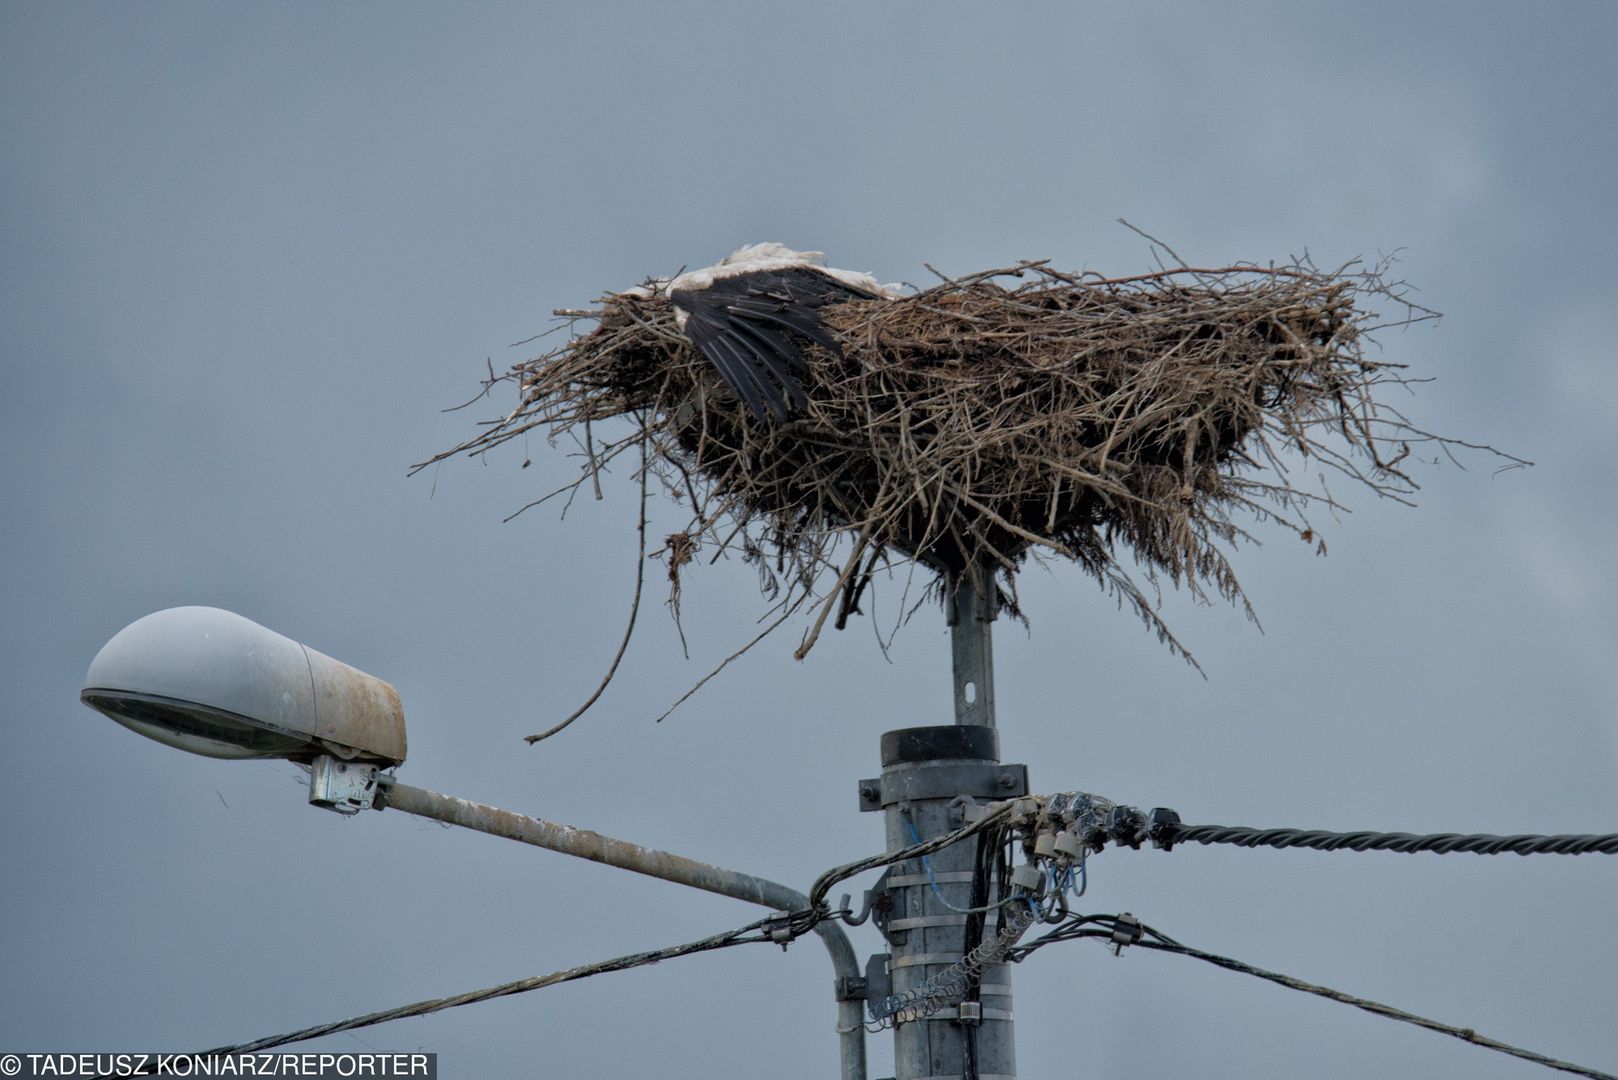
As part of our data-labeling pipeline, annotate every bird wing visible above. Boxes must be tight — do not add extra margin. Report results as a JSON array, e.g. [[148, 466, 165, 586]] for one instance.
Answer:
[[671, 267, 875, 421]]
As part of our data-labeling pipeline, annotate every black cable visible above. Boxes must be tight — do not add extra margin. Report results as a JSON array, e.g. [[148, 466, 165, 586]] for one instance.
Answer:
[[960, 826, 999, 1080], [102, 910, 810, 1078], [808, 799, 1017, 910], [1008, 912, 1172, 961], [962, 829, 991, 992], [1014, 914, 1615, 1080], [1165, 823, 1618, 856], [1049, 791, 1618, 856], [1134, 939, 1615, 1080]]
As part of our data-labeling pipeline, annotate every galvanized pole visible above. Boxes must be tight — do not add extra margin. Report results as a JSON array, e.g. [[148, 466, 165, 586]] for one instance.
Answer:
[[860, 557, 1022, 1080], [376, 779, 867, 1080], [950, 557, 998, 729]]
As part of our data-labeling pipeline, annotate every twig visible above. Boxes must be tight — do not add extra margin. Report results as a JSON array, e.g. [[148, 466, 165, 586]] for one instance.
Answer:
[[524, 421, 651, 743], [653, 591, 812, 724]]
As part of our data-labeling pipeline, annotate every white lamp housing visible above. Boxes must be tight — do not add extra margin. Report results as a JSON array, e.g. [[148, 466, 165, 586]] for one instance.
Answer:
[[81, 606, 406, 768]]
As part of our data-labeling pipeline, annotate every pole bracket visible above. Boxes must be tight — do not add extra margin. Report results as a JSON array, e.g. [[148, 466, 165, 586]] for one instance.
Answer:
[[858, 763, 1027, 811], [835, 975, 868, 1002]]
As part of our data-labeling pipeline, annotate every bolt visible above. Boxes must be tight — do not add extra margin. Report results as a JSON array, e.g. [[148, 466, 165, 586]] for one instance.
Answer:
[[998, 772, 1017, 789]]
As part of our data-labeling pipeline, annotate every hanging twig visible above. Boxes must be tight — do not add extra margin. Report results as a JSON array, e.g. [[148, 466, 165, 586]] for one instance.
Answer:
[[525, 419, 651, 744]]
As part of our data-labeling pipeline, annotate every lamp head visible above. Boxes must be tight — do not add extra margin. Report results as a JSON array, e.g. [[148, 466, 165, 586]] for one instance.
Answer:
[[81, 606, 406, 768]]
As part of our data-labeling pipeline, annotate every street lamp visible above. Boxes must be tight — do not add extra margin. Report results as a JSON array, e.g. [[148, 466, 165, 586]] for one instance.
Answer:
[[81, 605, 406, 814], [79, 606, 868, 1079]]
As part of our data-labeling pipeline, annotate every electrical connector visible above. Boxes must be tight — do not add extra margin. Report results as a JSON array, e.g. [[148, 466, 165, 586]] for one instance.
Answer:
[[1054, 830, 1086, 860], [1147, 807, 1183, 851], [1107, 805, 1146, 849], [1033, 832, 1058, 858], [1009, 863, 1043, 892]]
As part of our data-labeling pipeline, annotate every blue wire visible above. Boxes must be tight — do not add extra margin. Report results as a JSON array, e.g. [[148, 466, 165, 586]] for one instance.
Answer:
[[903, 810, 1010, 915], [905, 812, 957, 907], [1038, 869, 1061, 919]]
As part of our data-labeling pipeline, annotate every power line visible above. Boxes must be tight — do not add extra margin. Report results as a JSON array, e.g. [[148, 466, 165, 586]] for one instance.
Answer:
[[101, 791, 1615, 1079], [1037, 793, 1618, 856], [101, 910, 817, 1078], [1013, 914, 1616, 1080], [1164, 823, 1618, 856]]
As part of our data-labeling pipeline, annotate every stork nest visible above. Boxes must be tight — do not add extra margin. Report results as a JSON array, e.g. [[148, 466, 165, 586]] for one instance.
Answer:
[[423, 255, 1504, 674]]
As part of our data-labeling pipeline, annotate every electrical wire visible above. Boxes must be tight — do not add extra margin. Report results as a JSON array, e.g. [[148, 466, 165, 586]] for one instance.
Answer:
[[903, 810, 1020, 915], [808, 798, 1018, 910], [1035, 790, 1618, 857], [1135, 938, 1617, 1080], [1007, 912, 1175, 962], [119, 788, 1611, 1077], [972, 825, 1016, 1078], [1013, 914, 1616, 1080], [960, 827, 999, 1080], [1165, 823, 1618, 856], [101, 911, 813, 1077], [865, 816, 1048, 1030]]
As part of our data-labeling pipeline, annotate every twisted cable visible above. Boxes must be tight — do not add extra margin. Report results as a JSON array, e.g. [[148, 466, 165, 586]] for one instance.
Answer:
[[98, 911, 804, 1077], [1167, 824, 1618, 856], [1135, 937, 1616, 1080], [1017, 915, 1615, 1080]]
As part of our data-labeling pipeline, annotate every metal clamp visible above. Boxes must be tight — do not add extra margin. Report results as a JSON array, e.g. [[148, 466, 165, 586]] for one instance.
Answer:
[[1110, 912, 1144, 954]]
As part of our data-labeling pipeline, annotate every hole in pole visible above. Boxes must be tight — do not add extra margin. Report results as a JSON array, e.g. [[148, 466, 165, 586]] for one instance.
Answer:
[[963, 681, 977, 705]]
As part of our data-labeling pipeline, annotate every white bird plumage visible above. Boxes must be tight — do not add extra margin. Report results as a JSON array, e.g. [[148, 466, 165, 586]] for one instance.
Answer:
[[665, 243, 903, 306]]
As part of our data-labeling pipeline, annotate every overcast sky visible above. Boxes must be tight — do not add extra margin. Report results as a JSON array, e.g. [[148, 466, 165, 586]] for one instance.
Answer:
[[3, 3, 1615, 1077]]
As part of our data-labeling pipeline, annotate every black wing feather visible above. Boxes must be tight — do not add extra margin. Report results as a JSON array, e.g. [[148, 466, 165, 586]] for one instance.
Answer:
[[684, 312, 774, 419], [671, 267, 874, 420], [725, 315, 810, 384], [725, 297, 844, 357]]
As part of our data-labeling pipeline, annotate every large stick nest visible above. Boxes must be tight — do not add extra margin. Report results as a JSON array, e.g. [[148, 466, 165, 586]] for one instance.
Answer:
[[425, 255, 1500, 670]]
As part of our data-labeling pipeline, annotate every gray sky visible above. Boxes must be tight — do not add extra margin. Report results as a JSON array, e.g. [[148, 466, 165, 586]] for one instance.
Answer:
[[3, 3, 1615, 1076]]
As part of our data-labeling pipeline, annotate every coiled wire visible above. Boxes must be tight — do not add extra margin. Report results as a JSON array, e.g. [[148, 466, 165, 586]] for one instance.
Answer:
[[867, 900, 1038, 1028]]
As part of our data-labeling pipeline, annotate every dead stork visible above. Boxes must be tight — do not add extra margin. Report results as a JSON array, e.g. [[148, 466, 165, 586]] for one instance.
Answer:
[[620, 243, 903, 421]]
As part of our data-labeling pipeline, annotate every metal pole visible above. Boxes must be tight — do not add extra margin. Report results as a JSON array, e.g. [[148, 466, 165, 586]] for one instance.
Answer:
[[376, 779, 867, 1080], [866, 727, 1021, 1080], [950, 557, 997, 728], [858, 557, 1017, 1079]]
